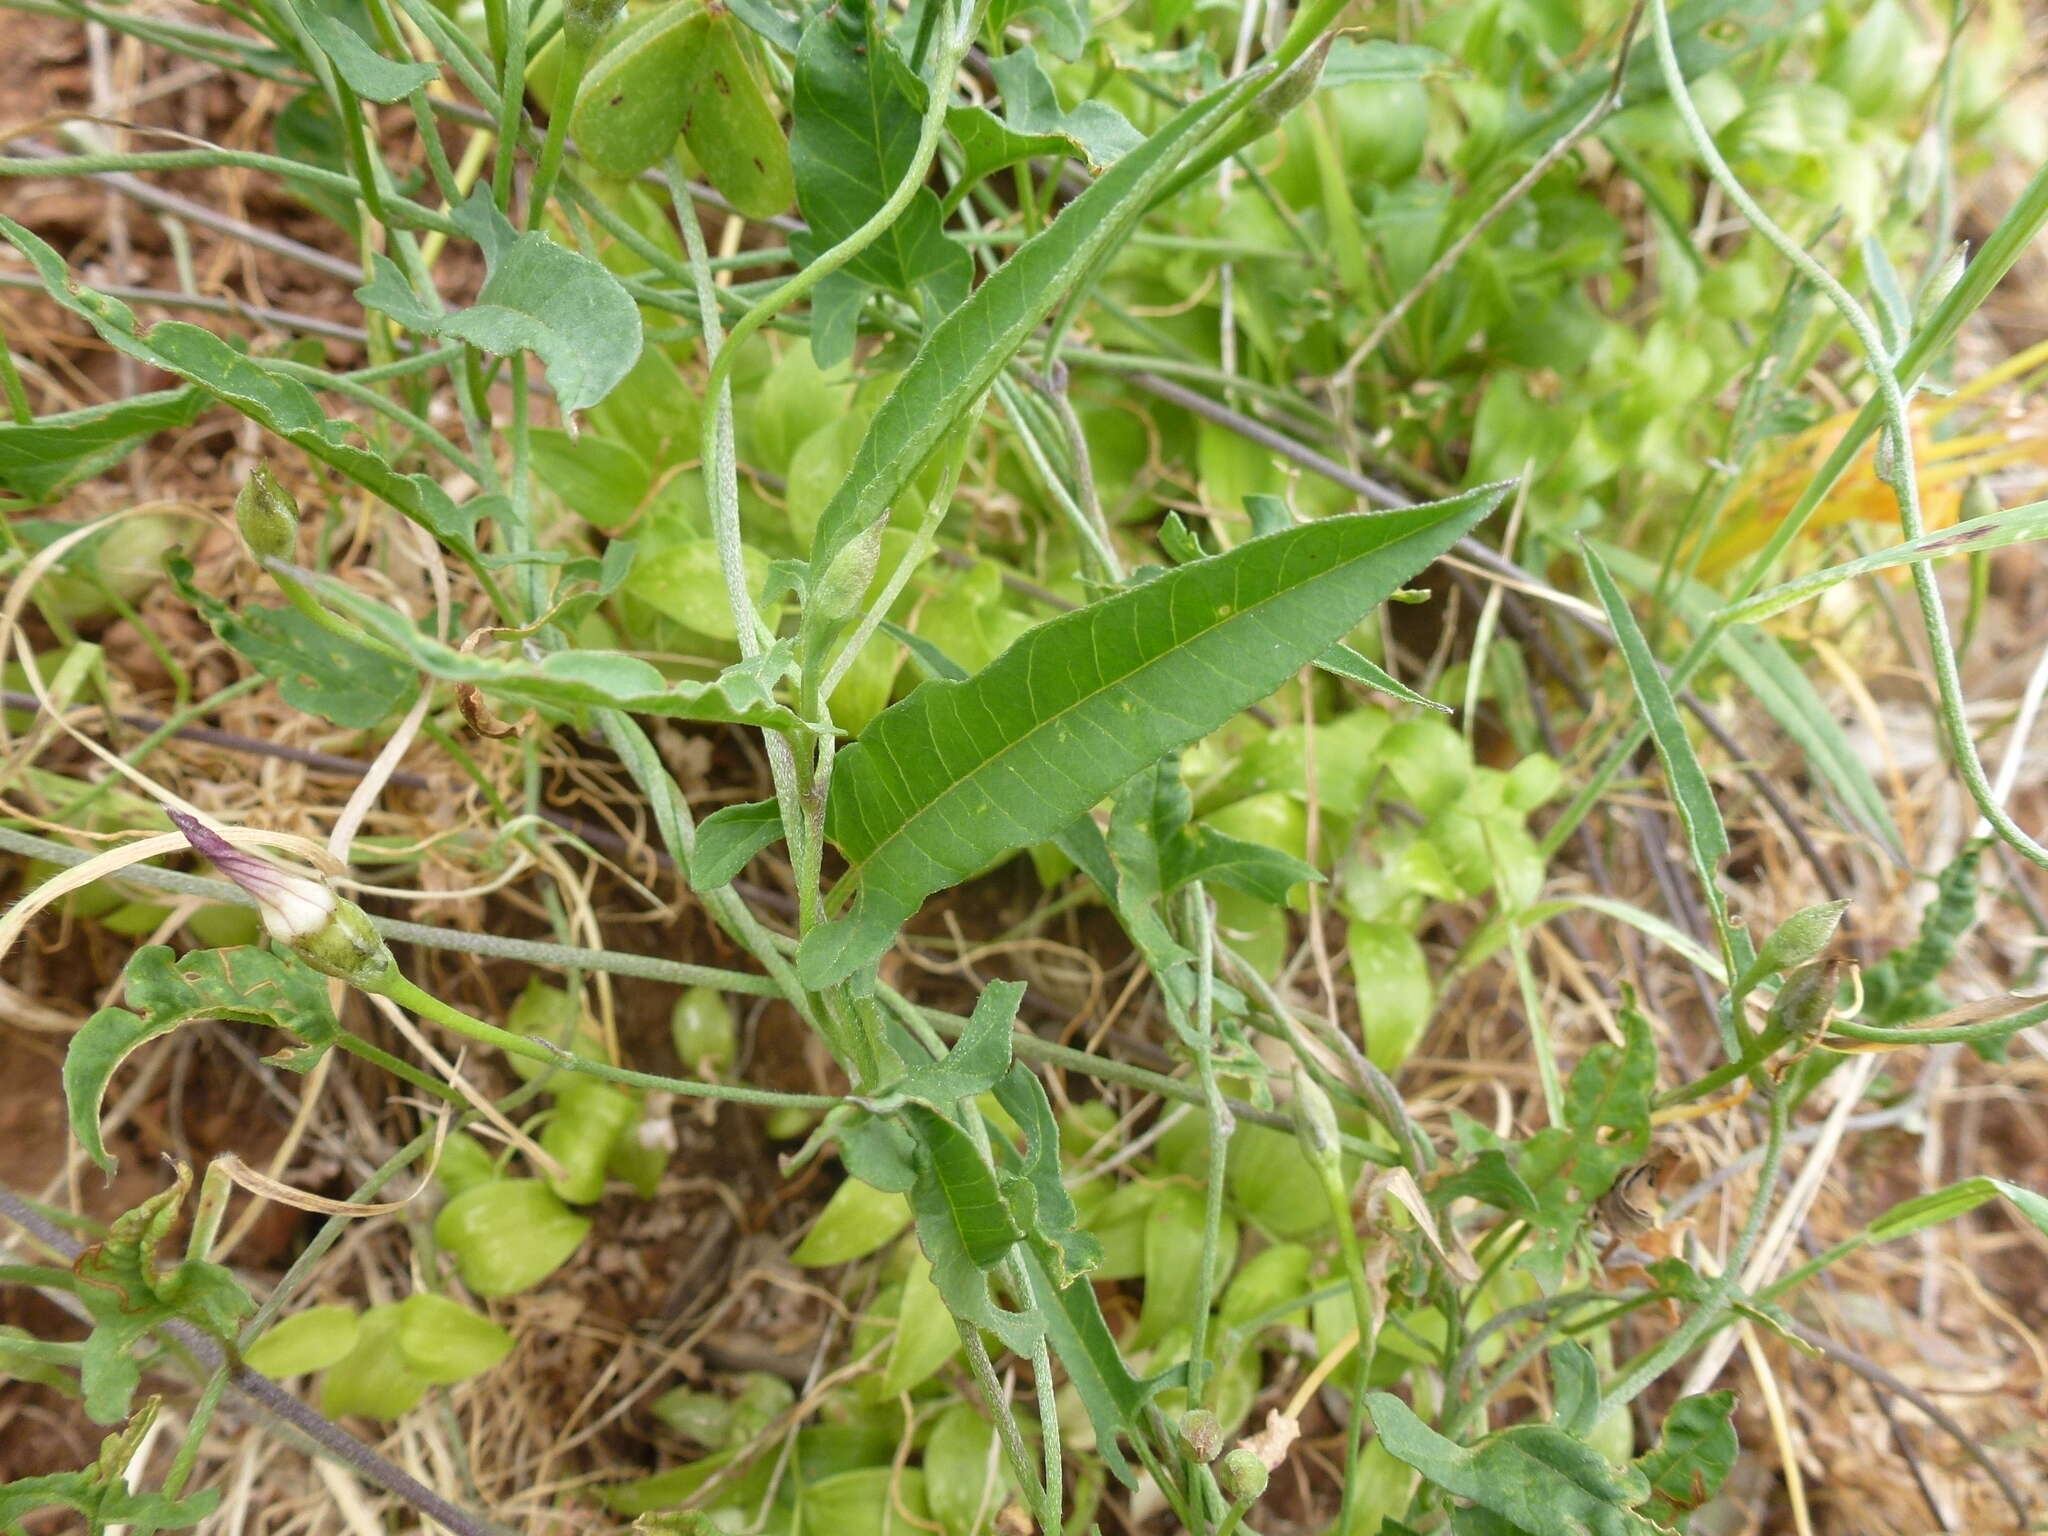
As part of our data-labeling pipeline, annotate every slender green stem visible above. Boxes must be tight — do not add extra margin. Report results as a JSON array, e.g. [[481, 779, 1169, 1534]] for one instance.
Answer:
[[1605, 1087, 1790, 1407], [382, 972, 839, 1109], [529, 35, 588, 221]]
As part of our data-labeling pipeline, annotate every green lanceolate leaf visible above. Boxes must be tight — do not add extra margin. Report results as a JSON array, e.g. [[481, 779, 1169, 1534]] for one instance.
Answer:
[[0, 387, 207, 503], [1367, 1393, 1660, 1536], [1634, 1391, 1737, 1529], [790, 0, 970, 313], [1163, 824, 1323, 905], [1718, 495, 2048, 626], [67, 947, 338, 1176], [302, 10, 438, 101], [800, 486, 1505, 986], [169, 553, 413, 730], [0, 216, 479, 553], [1015, 1236, 1152, 1486], [1861, 1174, 2048, 1246], [358, 193, 642, 414], [1590, 541, 1899, 857], [1583, 544, 1728, 886], [297, 572, 806, 730], [865, 980, 1023, 1112], [801, 72, 1263, 655]]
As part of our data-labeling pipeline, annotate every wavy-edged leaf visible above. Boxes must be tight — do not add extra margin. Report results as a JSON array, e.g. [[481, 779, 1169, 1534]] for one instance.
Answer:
[[169, 553, 411, 729], [802, 486, 1505, 986], [1367, 1393, 1659, 1536], [0, 387, 206, 502], [358, 194, 641, 415], [903, 1104, 1036, 1354], [802, 73, 1262, 640], [1016, 1237, 1155, 1489], [67, 947, 337, 1176], [300, 573, 806, 730], [945, 47, 1140, 199], [1514, 1003, 1653, 1253], [74, 1169, 253, 1422], [992, 1063, 1102, 1286], [790, 0, 969, 312], [302, 11, 437, 100], [1635, 1391, 1737, 1529], [0, 215, 479, 552], [867, 980, 1022, 1112]]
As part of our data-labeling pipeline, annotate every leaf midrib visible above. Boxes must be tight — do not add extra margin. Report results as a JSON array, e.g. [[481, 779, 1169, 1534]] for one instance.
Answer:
[[839, 511, 1442, 883]]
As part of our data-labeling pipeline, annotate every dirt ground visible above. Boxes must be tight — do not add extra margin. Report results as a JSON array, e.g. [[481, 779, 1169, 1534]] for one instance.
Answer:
[[5, 5, 2048, 1534]]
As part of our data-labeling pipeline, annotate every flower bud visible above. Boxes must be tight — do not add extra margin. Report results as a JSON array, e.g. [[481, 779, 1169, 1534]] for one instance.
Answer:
[[1219, 1447, 1269, 1504], [169, 811, 395, 989], [234, 464, 299, 562], [1179, 1408, 1224, 1463], [1768, 957, 1842, 1039]]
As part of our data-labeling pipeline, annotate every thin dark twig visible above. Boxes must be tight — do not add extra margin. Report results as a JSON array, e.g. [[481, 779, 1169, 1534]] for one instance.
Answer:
[[0, 1182, 513, 1536], [1782, 1314, 2031, 1526]]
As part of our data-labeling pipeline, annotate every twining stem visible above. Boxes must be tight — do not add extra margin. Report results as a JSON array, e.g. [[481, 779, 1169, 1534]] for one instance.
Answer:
[[379, 972, 839, 1110]]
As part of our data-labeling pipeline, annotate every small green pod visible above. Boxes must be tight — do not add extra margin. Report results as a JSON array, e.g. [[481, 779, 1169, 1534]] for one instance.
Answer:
[[541, 1077, 638, 1204], [394, 1293, 514, 1385], [320, 1304, 429, 1421], [434, 1180, 592, 1297], [678, 11, 794, 220], [570, 0, 712, 178], [243, 1304, 360, 1378]]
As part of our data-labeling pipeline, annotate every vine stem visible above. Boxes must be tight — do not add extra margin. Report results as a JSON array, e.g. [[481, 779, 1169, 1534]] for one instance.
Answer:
[[379, 972, 838, 1110], [1603, 1086, 1791, 1407]]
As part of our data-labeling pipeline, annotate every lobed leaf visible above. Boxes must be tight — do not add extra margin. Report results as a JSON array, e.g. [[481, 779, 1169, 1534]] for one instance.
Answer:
[[66, 947, 338, 1176], [0, 216, 479, 552], [1367, 1393, 1660, 1536], [169, 553, 413, 730], [358, 194, 642, 415]]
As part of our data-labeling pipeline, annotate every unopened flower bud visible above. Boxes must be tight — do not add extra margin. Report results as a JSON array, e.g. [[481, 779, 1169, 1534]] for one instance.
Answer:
[[234, 465, 299, 562], [1179, 1408, 1223, 1463], [1768, 957, 1842, 1039], [1218, 1447, 1268, 1504], [169, 811, 395, 989]]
